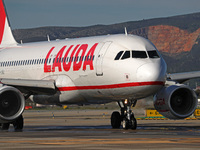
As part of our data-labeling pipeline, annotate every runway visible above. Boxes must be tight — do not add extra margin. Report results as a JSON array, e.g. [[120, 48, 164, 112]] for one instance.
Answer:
[[0, 109, 200, 150]]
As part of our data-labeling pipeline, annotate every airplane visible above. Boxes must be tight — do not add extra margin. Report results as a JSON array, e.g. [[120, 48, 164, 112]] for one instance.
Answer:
[[0, 0, 199, 131]]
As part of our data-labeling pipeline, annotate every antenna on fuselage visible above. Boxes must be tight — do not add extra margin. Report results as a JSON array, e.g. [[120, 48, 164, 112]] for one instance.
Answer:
[[47, 35, 50, 42], [124, 27, 128, 36]]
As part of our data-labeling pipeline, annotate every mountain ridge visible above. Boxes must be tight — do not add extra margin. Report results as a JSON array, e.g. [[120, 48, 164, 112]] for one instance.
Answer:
[[13, 12, 200, 42]]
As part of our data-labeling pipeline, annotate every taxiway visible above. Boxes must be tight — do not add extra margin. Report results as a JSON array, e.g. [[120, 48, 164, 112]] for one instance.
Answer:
[[0, 109, 200, 150]]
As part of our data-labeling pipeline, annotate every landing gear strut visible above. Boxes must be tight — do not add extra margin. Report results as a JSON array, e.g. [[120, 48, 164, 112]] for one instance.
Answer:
[[111, 99, 137, 130]]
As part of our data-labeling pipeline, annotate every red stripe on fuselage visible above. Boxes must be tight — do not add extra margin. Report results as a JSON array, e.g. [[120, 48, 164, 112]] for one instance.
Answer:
[[58, 81, 164, 91], [0, 0, 6, 44]]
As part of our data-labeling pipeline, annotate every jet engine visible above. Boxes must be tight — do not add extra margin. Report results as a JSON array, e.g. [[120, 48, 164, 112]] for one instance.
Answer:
[[0, 86, 25, 123], [154, 84, 197, 119]]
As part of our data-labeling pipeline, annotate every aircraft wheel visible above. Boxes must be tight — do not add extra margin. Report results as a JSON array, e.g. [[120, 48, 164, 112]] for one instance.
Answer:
[[13, 115, 24, 131], [111, 111, 121, 129], [130, 116, 137, 130], [1, 123, 10, 130]]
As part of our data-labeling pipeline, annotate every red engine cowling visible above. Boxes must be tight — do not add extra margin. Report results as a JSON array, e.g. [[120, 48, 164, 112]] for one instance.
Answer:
[[154, 84, 197, 119], [0, 86, 25, 123]]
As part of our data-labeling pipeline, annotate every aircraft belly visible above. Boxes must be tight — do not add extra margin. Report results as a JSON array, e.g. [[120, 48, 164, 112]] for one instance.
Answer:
[[58, 84, 164, 104]]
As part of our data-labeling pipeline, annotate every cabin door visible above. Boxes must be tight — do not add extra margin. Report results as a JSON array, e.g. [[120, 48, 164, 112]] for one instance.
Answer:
[[96, 41, 112, 76]]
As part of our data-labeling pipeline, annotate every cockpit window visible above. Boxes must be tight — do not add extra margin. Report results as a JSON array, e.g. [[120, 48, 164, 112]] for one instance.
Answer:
[[121, 51, 130, 60], [114, 50, 160, 60], [132, 51, 147, 58], [148, 50, 160, 58], [114, 51, 124, 60]]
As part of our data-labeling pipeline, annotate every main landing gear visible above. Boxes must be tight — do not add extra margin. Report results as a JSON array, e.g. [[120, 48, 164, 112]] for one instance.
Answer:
[[111, 99, 137, 130], [0, 115, 24, 131]]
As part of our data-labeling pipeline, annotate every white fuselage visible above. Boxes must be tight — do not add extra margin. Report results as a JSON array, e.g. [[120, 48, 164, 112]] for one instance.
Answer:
[[0, 34, 167, 105]]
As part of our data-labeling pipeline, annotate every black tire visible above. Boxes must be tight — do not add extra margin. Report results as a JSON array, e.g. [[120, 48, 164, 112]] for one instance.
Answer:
[[111, 111, 121, 129], [1, 123, 10, 130], [130, 116, 137, 130], [122, 118, 128, 130], [13, 115, 24, 131]]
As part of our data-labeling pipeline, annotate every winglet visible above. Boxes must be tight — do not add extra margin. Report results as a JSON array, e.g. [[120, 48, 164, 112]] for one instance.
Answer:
[[0, 0, 17, 48]]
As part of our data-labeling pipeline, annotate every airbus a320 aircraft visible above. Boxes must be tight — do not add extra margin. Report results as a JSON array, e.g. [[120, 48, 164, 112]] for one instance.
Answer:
[[0, 0, 199, 130]]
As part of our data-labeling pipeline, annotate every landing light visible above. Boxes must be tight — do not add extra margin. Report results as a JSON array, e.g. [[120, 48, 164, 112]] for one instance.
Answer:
[[124, 99, 128, 104]]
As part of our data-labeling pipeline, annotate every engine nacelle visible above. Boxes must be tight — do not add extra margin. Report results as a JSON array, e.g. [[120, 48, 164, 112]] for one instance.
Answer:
[[154, 84, 197, 119], [0, 86, 25, 123]]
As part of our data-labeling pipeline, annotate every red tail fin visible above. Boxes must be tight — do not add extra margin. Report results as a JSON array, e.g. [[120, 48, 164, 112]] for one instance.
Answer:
[[0, 0, 17, 47], [0, 0, 6, 44]]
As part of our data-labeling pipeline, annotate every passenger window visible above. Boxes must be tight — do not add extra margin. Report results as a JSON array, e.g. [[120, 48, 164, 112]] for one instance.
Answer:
[[114, 51, 124, 60], [148, 50, 160, 58], [132, 51, 147, 58], [121, 51, 130, 60]]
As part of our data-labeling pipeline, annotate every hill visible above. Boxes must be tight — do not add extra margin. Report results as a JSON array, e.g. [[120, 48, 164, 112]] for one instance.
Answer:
[[13, 12, 200, 42]]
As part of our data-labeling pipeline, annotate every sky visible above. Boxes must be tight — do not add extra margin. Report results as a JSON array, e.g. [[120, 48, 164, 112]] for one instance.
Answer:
[[4, 0, 200, 29]]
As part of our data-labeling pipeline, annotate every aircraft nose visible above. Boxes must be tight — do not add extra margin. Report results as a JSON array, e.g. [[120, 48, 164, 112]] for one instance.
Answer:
[[136, 62, 166, 82]]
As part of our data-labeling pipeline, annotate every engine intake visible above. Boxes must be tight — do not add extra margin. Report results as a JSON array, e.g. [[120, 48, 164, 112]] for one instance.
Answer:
[[154, 84, 197, 119], [0, 86, 25, 123]]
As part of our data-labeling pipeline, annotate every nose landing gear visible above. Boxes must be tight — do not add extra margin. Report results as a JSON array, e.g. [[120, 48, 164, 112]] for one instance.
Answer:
[[111, 99, 137, 130]]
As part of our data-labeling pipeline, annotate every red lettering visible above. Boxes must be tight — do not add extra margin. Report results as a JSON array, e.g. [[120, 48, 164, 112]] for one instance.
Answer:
[[83, 43, 98, 70], [73, 44, 88, 71], [155, 98, 165, 106], [63, 45, 80, 72], [44, 47, 55, 72], [52, 46, 66, 72], [44, 43, 98, 73], [62, 45, 74, 72]]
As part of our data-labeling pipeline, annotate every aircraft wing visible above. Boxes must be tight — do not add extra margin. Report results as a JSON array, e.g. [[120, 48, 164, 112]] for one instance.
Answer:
[[167, 71, 200, 83], [0, 78, 57, 95]]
